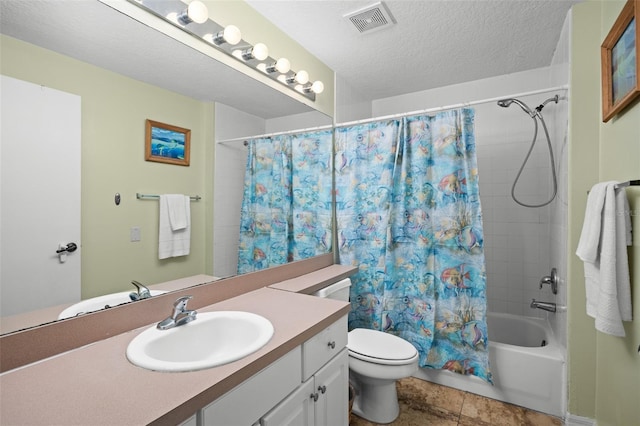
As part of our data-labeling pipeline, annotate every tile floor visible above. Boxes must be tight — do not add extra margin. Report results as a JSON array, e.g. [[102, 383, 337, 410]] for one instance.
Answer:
[[350, 377, 564, 426]]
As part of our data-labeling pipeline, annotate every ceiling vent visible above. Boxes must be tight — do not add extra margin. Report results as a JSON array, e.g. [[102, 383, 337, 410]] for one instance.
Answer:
[[344, 2, 396, 35]]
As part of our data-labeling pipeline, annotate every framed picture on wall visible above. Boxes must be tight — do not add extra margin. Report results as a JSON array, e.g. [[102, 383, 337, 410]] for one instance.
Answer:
[[601, 0, 639, 122], [145, 119, 191, 166]]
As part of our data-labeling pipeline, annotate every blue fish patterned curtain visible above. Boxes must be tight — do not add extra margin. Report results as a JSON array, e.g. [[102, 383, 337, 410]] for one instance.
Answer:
[[336, 109, 491, 383], [238, 130, 333, 274]]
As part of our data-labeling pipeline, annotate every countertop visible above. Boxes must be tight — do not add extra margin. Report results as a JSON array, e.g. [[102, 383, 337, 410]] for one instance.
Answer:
[[0, 286, 350, 425]]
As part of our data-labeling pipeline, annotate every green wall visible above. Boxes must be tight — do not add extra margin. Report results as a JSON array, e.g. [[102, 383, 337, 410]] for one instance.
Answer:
[[569, 1, 640, 423], [1, 35, 214, 298]]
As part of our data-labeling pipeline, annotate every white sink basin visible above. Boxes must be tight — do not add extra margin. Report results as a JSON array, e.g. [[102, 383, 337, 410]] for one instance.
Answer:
[[126, 311, 274, 372], [58, 290, 167, 319]]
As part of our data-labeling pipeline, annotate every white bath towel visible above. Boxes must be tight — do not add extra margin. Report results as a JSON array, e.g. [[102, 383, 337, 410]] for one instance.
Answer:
[[576, 182, 632, 337], [158, 194, 191, 259]]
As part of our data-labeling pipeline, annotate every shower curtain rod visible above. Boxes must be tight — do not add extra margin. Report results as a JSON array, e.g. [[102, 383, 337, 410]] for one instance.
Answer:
[[334, 85, 569, 128], [216, 124, 333, 145], [215, 85, 569, 144]]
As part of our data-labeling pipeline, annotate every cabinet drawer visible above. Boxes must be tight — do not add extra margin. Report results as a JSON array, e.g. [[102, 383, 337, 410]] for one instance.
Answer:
[[302, 315, 347, 381], [201, 346, 302, 426]]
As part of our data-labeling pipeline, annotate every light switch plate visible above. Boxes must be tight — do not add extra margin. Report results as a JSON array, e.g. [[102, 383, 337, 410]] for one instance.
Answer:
[[130, 226, 141, 242]]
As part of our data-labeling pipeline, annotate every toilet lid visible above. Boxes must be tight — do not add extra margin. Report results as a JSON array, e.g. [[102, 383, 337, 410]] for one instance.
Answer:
[[348, 329, 418, 365]]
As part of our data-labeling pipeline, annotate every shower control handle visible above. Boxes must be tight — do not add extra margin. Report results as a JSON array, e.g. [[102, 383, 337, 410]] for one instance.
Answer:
[[539, 267, 558, 294]]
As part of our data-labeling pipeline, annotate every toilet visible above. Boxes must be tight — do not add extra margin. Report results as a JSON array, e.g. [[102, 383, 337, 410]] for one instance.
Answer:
[[314, 278, 419, 424]]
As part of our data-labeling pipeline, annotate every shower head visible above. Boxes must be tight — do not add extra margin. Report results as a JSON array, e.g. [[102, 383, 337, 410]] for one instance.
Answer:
[[497, 98, 534, 116]]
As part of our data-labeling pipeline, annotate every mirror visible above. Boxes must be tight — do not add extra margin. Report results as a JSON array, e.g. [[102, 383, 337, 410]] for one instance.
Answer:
[[0, 0, 332, 334]]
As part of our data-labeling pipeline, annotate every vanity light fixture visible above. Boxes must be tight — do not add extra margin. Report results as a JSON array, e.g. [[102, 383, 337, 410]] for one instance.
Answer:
[[127, 0, 322, 101], [176, 0, 208, 25], [208, 25, 242, 46]]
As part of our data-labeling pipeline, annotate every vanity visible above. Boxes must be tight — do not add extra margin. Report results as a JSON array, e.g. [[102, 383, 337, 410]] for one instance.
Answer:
[[0, 259, 356, 425]]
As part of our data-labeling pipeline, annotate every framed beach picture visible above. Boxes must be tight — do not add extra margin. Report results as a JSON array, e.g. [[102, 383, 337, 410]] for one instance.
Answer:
[[601, 0, 639, 122], [145, 119, 191, 166]]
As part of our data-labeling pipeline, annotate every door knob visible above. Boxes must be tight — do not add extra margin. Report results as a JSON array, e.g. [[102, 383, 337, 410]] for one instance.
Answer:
[[56, 242, 78, 254]]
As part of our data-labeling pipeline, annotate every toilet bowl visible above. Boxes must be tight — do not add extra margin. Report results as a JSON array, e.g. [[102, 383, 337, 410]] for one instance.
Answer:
[[313, 278, 419, 424], [348, 328, 419, 424]]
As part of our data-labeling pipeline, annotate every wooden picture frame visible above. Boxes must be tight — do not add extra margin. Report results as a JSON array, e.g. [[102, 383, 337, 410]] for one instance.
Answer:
[[601, 0, 639, 122], [145, 119, 191, 166]]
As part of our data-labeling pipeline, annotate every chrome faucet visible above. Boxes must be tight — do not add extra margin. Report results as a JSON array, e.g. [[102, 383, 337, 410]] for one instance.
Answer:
[[129, 280, 151, 301], [530, 299, 556, 313], [157, 295, 197, 330]]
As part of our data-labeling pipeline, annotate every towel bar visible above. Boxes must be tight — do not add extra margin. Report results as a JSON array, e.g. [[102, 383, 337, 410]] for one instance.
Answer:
[[587, 180, 639, 194], [136, 193, 201, 201]]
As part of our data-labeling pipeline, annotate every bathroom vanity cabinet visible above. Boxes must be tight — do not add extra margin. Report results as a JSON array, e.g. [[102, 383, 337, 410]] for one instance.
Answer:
[[0, 262, 356, 425], [199, 316, 349, 426]]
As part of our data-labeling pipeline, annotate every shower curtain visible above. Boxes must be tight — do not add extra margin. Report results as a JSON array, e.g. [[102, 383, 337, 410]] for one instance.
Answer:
[[336, 109, 491, 383], [237, 130, 333, 274]]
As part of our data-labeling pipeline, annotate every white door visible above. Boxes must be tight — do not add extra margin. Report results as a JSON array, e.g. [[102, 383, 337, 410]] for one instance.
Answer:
[[1, 75, 81, 317]]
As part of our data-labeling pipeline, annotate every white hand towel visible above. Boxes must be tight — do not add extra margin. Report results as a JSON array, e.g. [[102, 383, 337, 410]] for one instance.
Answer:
[[576, 182, 632, 337], [158, 194, 191, 259], [166, 194, 188, 231]]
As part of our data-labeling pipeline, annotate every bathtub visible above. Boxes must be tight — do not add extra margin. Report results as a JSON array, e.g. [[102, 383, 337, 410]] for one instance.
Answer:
[[414, 312, 565, 417]]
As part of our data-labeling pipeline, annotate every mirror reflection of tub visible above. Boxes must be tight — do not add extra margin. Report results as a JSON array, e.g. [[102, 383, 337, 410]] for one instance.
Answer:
[[415, 312, 565, 417]]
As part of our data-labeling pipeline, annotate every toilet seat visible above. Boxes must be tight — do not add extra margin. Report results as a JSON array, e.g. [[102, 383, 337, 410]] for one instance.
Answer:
[[348, 328, 418, 366]]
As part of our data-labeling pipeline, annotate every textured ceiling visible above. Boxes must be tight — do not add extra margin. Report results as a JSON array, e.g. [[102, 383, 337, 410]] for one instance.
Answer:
[[245, 0, 582, 101], [1, 0, 582, 115]]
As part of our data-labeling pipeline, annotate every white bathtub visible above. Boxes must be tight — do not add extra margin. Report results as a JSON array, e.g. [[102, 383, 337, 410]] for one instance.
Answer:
[[414, 312, 565, 417]]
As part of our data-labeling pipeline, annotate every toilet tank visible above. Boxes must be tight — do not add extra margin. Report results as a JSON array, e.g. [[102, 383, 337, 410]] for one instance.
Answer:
[[313, 278, 351, 301]]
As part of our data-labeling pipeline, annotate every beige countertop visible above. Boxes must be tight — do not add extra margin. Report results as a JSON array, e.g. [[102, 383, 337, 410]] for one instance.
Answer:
[[0, 286, 350, 425]]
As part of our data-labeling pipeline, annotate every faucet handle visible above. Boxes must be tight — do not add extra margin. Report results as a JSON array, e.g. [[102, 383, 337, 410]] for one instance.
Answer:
[[539, 267, 559, 294], [173, 295, 193, 314]]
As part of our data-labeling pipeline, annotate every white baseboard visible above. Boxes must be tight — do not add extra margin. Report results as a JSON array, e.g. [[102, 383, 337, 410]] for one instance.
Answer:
[[565, 413, 596, 426]]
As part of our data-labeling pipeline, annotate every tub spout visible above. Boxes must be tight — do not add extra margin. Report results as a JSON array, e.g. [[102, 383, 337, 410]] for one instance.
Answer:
[[530, 299, 556, 313]]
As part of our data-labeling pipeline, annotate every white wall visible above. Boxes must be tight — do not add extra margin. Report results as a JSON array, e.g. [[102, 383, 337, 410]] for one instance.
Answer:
[[335, 74, 372, 123], [213, 103, 265, 278], [548, 10, 571, 354]]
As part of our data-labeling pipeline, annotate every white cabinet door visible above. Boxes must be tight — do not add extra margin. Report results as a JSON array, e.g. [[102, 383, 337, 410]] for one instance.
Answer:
[[260, 378, 314, 426], [200, 347, 302, 426], [314, 348, 349, 426]]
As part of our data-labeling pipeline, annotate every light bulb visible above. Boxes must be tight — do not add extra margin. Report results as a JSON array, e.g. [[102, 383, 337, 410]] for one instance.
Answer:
[[187, 1, 208, 23], [295, 70, 309, 85], [275, 58, 291, 74], [222, 25, 242, 45], [241, 43, 269, 61], [252, 43, 269, 61], [209, 25, 242, 46], [177, 1, 208, 25], [311, 81, 324, 94], [266, 58, 291, 74]]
